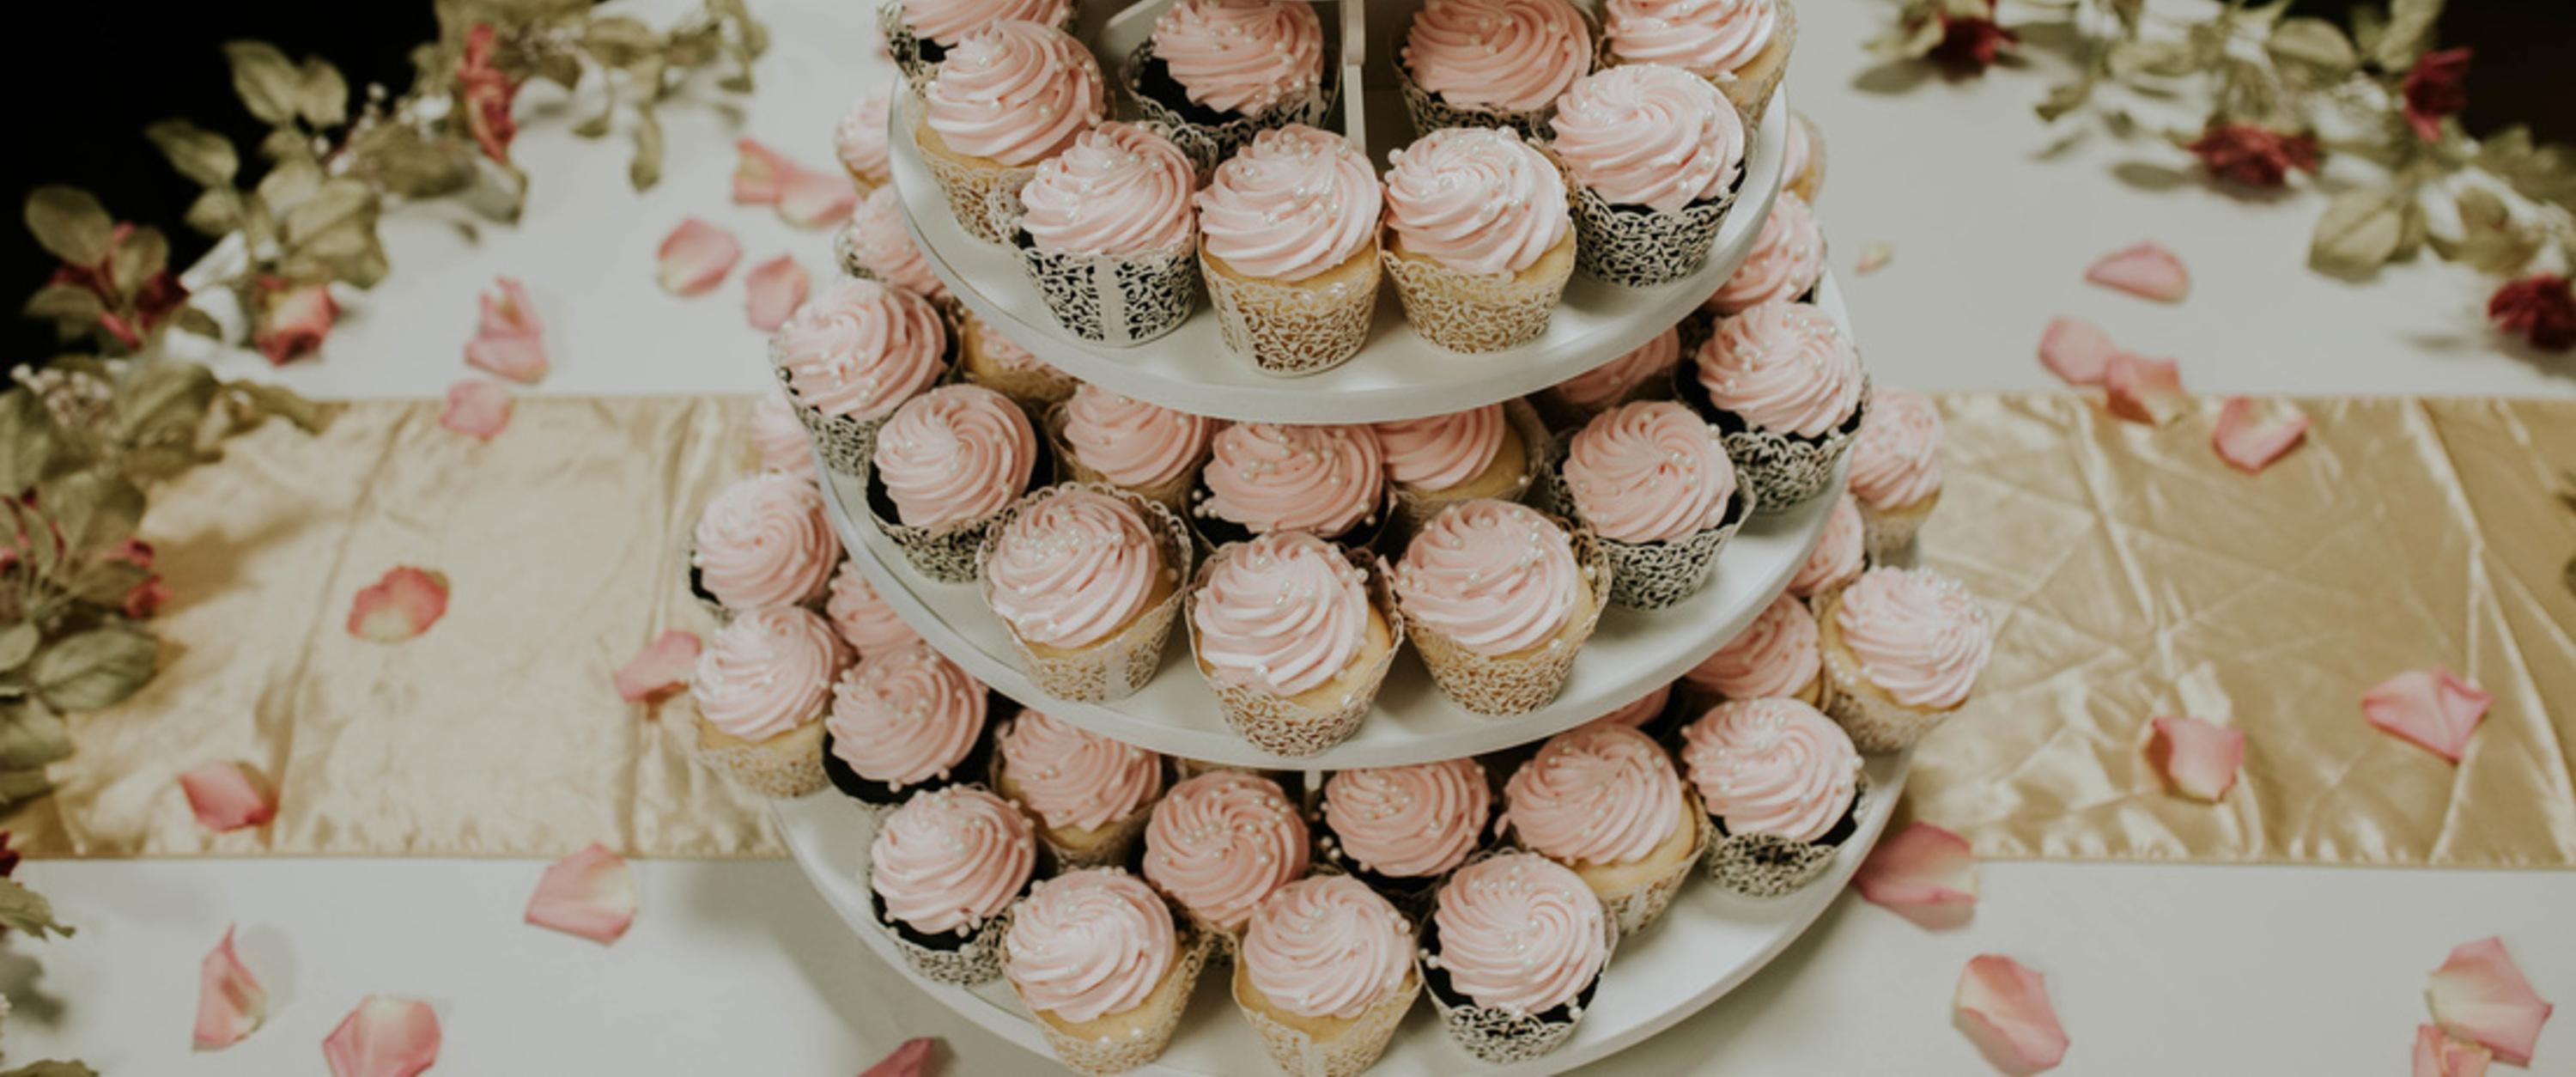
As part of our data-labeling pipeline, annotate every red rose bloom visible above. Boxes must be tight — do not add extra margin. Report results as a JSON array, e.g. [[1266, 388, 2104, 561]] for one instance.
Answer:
[[46, 222, 189, 349], [2488, 273, 2576, 352], [2402, 47, 2471, 143], [252, 276, 339, 366], [458, 23, 519, 163], [2185, 123, 2320, 187], [1932, 9, 2015, 71]]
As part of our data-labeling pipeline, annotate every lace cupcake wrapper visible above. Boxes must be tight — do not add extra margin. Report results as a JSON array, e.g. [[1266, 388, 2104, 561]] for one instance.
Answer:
[[1676, 363, 1868, 513], [1231, 960, 1421, 1077], [1530, 438, 1756, 610], [879, 902, 1012, 986], [1417, 851, 1618, 1066], [1388, 399, 1552, 535], [869, 478, 1011, 585], [1042, 405, 1205, 518], [1701, 772, 1870, 898], [1187, 545, 1404, 758], [1023, 910, 1216, 1076], [1381, 243, 1571, 355], [1200, 248, 1380, 377], [1009, 231, 1200, 347], [1597, 787, 1709, 938], [1400, 515, 1609, 716], [690, 710, 828, 799], [876, 3, 939, 101], [769, 363, 889, 484], [976, 483, 1194, 703], [1119, 41, 1337, 177], [1568, 181, 1738, 288], [1395, 64, 1562, 143], [1813, 589, 1952, 752]]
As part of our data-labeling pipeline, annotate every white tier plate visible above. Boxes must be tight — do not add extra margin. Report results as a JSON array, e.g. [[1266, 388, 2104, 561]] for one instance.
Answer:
[[774, 751, 1908, 1076]]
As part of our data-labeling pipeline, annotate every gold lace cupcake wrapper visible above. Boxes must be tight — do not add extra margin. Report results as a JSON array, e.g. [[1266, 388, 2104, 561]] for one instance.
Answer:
[[1814, 590, 1950, 752], [1187, 545, 1405, 758], [1701, 772, 1871, 898], [1119, 41, 1337, 177], [976, 483, 1194, 703], [1231, 961, 1422, 1077], [1200, 249, 1380, 377], [1400, 514, 1609, 716], [1388, 399, 1552, 535], [919, 144, 1038, 246], [1023, 913, 1216, 1075], [1381, 245, 1571, 355], [880, 902, 1013, 986], [690, 709, 828, 799]]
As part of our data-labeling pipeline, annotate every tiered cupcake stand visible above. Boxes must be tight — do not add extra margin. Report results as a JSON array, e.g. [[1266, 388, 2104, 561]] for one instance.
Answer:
[[775, 2, 1904, 1072]]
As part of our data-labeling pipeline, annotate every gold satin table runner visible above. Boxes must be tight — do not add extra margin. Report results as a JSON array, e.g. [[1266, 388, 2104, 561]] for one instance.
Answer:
[[7, 393, 2572, 867]]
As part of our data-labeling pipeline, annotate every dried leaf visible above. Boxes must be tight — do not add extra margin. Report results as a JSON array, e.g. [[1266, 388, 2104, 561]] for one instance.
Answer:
[[146, 119, 241, 187], [0, 624, 38, 672], [0, 876, 73, 940], [29, 626, 158, 711], [110, 226, 171, 299], [185, 188, 243, 237], [2108, 40, 2199, 80], [0, 702, 72, 770], [2432, 187, 2543, 274], [222, 40, 304, 126], [24, 186, 115, 266], [228, 381, 325, 433], [118, 361, 220, 445], [582, 15, 660, 66], [299, 56, 350, 128], [629, 107, 665, 191], [2035, 78, 2094, 123], [2371, 0, 2444, 70], [0, 388, 54, 492], [40, 468, 145, 557], [2265, 17, 2356, 82], [256, 157, 323, 213], [22, 285, 106, 327], [2309, 189, 2403, 277]]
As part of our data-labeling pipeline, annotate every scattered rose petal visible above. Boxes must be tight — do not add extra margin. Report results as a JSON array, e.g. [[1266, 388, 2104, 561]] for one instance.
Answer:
[[2415, 1024, 2493, 1077], [1856, 241, 1893, 276], [347, 567, 450, 642], [777, 165, 860, 229], [1854, 822, 1978, 910], [862, 1037, 940, 1077], [657, 218, 741, 296], [2102, 353, 2187, 425], [179, 762, 276, 832], [732, 137, 788, 204], [2213, 397, 2311, 474], [2148, 716, 2245, 801], [526, 843, 640, 944], [2363, 667, 2492, 763], [464, 277, 549, 384], [2428, 937, 2554, 1065], [2085, 240, 2190, 302], [323, 996, 441, 1077], [194, 926, 269, 1050], [2038, 317, 2118, 386], [440, 379, 511, 441], [1955, 955, 2070, 1073], [744, 256, 811, 332], [615, 630, 702, 703]]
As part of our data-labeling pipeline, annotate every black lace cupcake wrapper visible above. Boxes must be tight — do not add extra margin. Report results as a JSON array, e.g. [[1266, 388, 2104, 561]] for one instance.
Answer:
[[769, 362, 887, 484], [1530, 437, 1756, 610]]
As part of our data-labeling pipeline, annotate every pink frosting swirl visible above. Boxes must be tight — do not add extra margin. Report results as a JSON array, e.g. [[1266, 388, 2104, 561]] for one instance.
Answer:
[[924, 21, 1105, 167], [1372, 405, 1505, 491], [999, 709, 1164, 831], [693, 606, 848, 741], [1549, 64, 1742, 213], [982, 488, 1168, 650], [1150, 0, 1325, 115], [1241, 876, 1413, 1019], [1563, 400, 1736, 544], [824, 560, 922, 655], [1684, 593, 1817, 698], [1018, 123, 1195, 258], [874, 385, 1039, 530], [1704, 190, 1823, 315], [1835, 567, 1991, 710], [1383, 127, 1571, 276], [1847, 387, 1944, 510], [1196, 125, 1382, 282], [845, 188, 948, 301], [1394, 500, 1583, 656], [1432, 853, 1607, 1013], [825, 642, 987, 786], [1505, 724, 1684, 866], [834, 91, 892, 183], [1698, 300, 1865, 438], [1143, 770, 1309, 932], [1588, 681, 1672, 729], [749, 390, 818, 481], [1062, 384, 1216, 490], [1680, 697, 1859, 843], [902, 0, 1071, 46], [1403, 0, 1592, 112], [1005, 869, 1178, 1023], [1788, 493, 1863, 599], [870, 786, 1036, 934], [774, 277, 948, 421], [1323, 758, 1492, 879], [1201, 422, 1384, 538], [1603, 0, 1777, 78], [1552, 326, 1678, 411], [692, 473, 840, 610], [1191, 532, 1371, 697]]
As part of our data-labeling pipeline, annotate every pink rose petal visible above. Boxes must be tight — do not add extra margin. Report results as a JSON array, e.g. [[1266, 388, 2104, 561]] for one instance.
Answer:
[[1854, 822, 1978, 910], [861, 1037, 940, 1077], [2148, 716, 2245, 801], [526, 843, 640, 944], [2102, 353, 2187, 425], [2415, 1024, 2493, 1077], [615, 630, 702, 703], [2038, 317, 2118, 386], [193, 926, 269, 1050], [347, 567, 449, 642], [657, 217, 741, 296], [1955, 955, 2070, 1074], [440, 379, 511, 441], [323, 996, 441, 1077], [733, 137, 787, 204], [179, 761, 276, 832], [2363, 667, 2492, 763], [777, 164, 859, 229], [2212, 397, 2311, 473], [1855, 240, 1893, 276], [744, 255, 811, 332], [2427, 937, 2554, 1065], [464, 277, 549, 384], [2085, 240, 2190, 302]]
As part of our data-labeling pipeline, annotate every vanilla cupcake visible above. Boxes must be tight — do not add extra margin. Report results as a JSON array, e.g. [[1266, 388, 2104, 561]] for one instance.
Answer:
[[822, 641, 992, 814], [980, 485, 1190, 702], [834, 90, 893, 189], [1049, 383, 1216, 514], [1373, 401, 1546, 530], [1316, 758, 1495, 910], [1682, 593, 1821, 709], [1601, 0, 1795, 120], [1585, 680, 1674, 732], [1688, 299, 1867, 508], [1005, 868, 1211, 1076], [880, 0, 1075, 93], [1505, 724, 1704, 935], [1195, 125, 1384, 375], [689, 473, 841, 615], [1680, 697, 1862, 897], [1783, 110, 1826, 204], [1550, 64, 1745, 286], [993, 709, 1165, 869], [748, 389, 819, 483], [1010, 122, 1200, 345], [1125, 0, 1332, 173], [823, 559, 922, 657], [1419, 851, 1611, 1062], [1194, 422, 1388, 547], [1380, 127, 1577, 354], [957, 311, 1078, 416], [1232, 876, 1422, 1076], [917, 21, 1106, 242], [869, 786, 1036, 983], [1143, 770, 1310, 945], [1703, 189, 1823, 316], [1786, 492, 1864, 600], [867, 384, 1042, 582], [770, 277, 951, 479], [691, 606, 850, 797], [1539, 325, 1680, 427], [1395, 500, 1604, 715], [1553, 399, 1748, 609], [836, 187, 949, 301], [1400, 0, 1594, 139], [1188, 532, 1401, 757], [1816, 566, 1991, 751], [1845, 387, 1943, 560]]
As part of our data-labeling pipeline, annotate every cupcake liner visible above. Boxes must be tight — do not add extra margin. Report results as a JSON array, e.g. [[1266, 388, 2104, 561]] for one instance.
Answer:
[[977, 484, 1194, 703], [693, 709, 828, 799], [1231, 960, 1421, 1077], [876, 892, 1014, 986], [1120, 41, 1337, 177], [1677, 362, 1867, 513], [1531, 437, 1756, 610], [1417, 854, 1616, 1066], [1400, 515, 1610, 716], [1389, 399, 1552, 535], [1200, 248, 1381, 377], [1009, 229, 1201, 346], [1381, 240, 1572, 355], [824, 727, 993, 824], [1025, 918, 1216, 1076], [1042, 405, 1205, 517], [1397, 64, 1559, 143], [1858, 490, 1938, 563], [1594, 786, 1710, 938], [866, 428, 1048, 584], [1568, 181, 1737, 288], [923, 150, 1041, 246], [1703, 772, 1870, 898], [770, 362, 889, 484], [1711, 0, 1795, 125], [1187, 545, 1405, 758], [1187, 482, 1396, 561], [1814, 589, 1952, 752]]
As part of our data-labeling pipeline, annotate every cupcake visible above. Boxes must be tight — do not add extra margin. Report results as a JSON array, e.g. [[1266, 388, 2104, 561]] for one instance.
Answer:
[[1231, 876, 1422, 1076], [1504, 724, 1704, 935], [979, 485, 1190, 702], [1783, 109, 1826, 204], [993, 708, 1165, 869], [1124, 0, 1332, 174], [1601, 0, 1795, 120], [1009, 121, 1200, 346], [834, 90, 893, 189], [1549, 64, 1745, 287], [881, 0, 1076, 96], [1315, 758, 1494, 910], [1538, 325, 1679, 428], [688, 472, 841, 615], [917, 21, 1106, 243], [1816, 566, 1992, 751], [836, 187, 950, 301], [1194, 422, 1388, 547], [748, 388, 819, 483], [1195, 125, 1384, 376], [771, 277, 951, 479], [1188, 532, 1400, 757], [1679, 697, 1862, 897], [957, 311, 1078, 416], [1400, 0, 1593, 139], [1687, 299, 1866, 509], [1005, 868, 1211, 1076], [1786, 491, 1863, 600], [1380, 126, 1577, 354], [1049, 384, 1216, 514], [821, 641, 992, 814], [1419, 851, 1611, 1063], [1681, 592, 1821, 709], [1552, 399, 1748, 609], [1585, 680, 1674, 732], [1142, 770, 1310, 945], [868, 785, 1036, 983], [1702, 189, 1822, 316], [690, 606, 849, 797], [1373, 401, 1546, 530], [823, 559, 922, 657], [1845, 387, 1943, 560], [1394, 500, 1604, 715], [867, 384, 1042, 582]]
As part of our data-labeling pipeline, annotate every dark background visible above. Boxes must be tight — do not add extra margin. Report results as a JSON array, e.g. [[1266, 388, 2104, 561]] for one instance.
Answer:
[[4, 1, 2569, 362]]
